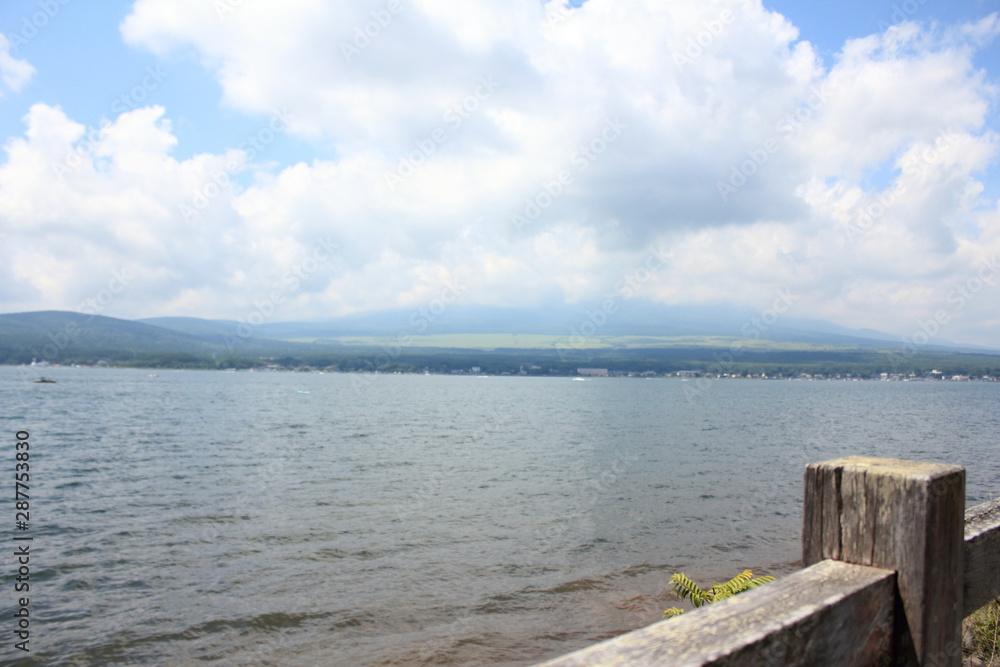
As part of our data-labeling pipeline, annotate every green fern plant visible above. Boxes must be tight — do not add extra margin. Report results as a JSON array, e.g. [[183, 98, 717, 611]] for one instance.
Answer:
[[663, 569, 775, 618]]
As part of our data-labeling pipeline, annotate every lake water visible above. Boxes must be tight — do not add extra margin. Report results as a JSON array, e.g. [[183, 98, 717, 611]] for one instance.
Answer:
[[1, 366, 998, 665]]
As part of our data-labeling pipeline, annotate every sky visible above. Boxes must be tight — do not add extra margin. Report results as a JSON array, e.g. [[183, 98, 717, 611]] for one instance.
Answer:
[[1, 0, 999, 346]]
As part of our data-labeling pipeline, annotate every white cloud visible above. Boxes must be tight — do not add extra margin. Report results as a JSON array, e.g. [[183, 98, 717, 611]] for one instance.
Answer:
[[0, 35, 35, 95], [0, 2, 997, 345]]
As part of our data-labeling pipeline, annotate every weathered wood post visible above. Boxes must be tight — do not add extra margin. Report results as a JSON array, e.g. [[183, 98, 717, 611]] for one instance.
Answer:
[[964, 499, 1000, 616], [803, 456, 965, 666]]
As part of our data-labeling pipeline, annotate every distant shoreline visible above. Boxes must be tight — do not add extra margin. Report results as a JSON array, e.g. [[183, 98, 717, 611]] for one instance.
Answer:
[[8, 363, 999, 382]]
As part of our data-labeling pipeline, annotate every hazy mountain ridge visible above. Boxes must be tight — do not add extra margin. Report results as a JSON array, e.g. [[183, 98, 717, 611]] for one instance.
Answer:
[[0, 311, 319, 364], [1, 308, 997, 372], [140, 302, 988, 353], [0, 311, 217, 352]]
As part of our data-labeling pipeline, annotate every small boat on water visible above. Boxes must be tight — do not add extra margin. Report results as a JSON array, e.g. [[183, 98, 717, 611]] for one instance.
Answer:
[[33, 377, 57, 383]]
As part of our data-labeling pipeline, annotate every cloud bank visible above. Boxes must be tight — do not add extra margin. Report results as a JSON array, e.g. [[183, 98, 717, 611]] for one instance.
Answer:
[[1, 0, 998, 344]]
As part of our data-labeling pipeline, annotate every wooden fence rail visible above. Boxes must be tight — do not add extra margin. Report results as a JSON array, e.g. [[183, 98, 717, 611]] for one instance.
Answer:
[[536, 456, 1000, 667]]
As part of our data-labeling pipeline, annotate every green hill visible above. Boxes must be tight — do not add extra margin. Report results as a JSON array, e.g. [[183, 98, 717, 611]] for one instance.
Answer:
[[137, 316, 243, 340], [2, 311, 999, 377], [0, 311, 321, 367], [0, 311, 219, 365]]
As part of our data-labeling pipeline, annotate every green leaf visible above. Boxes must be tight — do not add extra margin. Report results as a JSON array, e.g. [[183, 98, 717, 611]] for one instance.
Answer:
[[668, 570, 776, 608], [669, 572, 710, 607]]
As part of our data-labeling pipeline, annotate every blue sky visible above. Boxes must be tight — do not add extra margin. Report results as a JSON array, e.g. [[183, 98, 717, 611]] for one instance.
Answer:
[[0, 1, 314, 165], [1, 0, 999, 346]]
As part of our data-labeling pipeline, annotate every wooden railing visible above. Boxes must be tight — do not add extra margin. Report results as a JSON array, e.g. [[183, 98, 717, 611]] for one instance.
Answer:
[[536, 456, 1000, 666]]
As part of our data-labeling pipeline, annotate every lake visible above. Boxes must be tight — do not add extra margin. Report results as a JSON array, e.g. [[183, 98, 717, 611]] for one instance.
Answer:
[[1, 366, 998, 665]]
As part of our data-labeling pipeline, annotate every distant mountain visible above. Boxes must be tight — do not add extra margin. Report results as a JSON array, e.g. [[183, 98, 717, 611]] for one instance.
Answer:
[[0, 311, 320, 365], [3, 304, 998, 369], [138, 316, 244, 343], [137, 301, 992, 353], [0, 311, 217, 355], [3, 308, 999, 374], [146, 302, 791, 339]]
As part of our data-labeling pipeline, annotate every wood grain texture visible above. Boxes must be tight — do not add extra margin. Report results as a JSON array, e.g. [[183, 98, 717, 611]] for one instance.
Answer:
[[803, 456, 965, 667], [964, 498, 1000, 616], [534, 560, 896, 667]]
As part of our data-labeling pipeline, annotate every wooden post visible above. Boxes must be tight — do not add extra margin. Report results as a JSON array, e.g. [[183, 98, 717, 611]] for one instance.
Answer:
[[803, 456, 965, 666], [964, 498, 1000, 616]]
